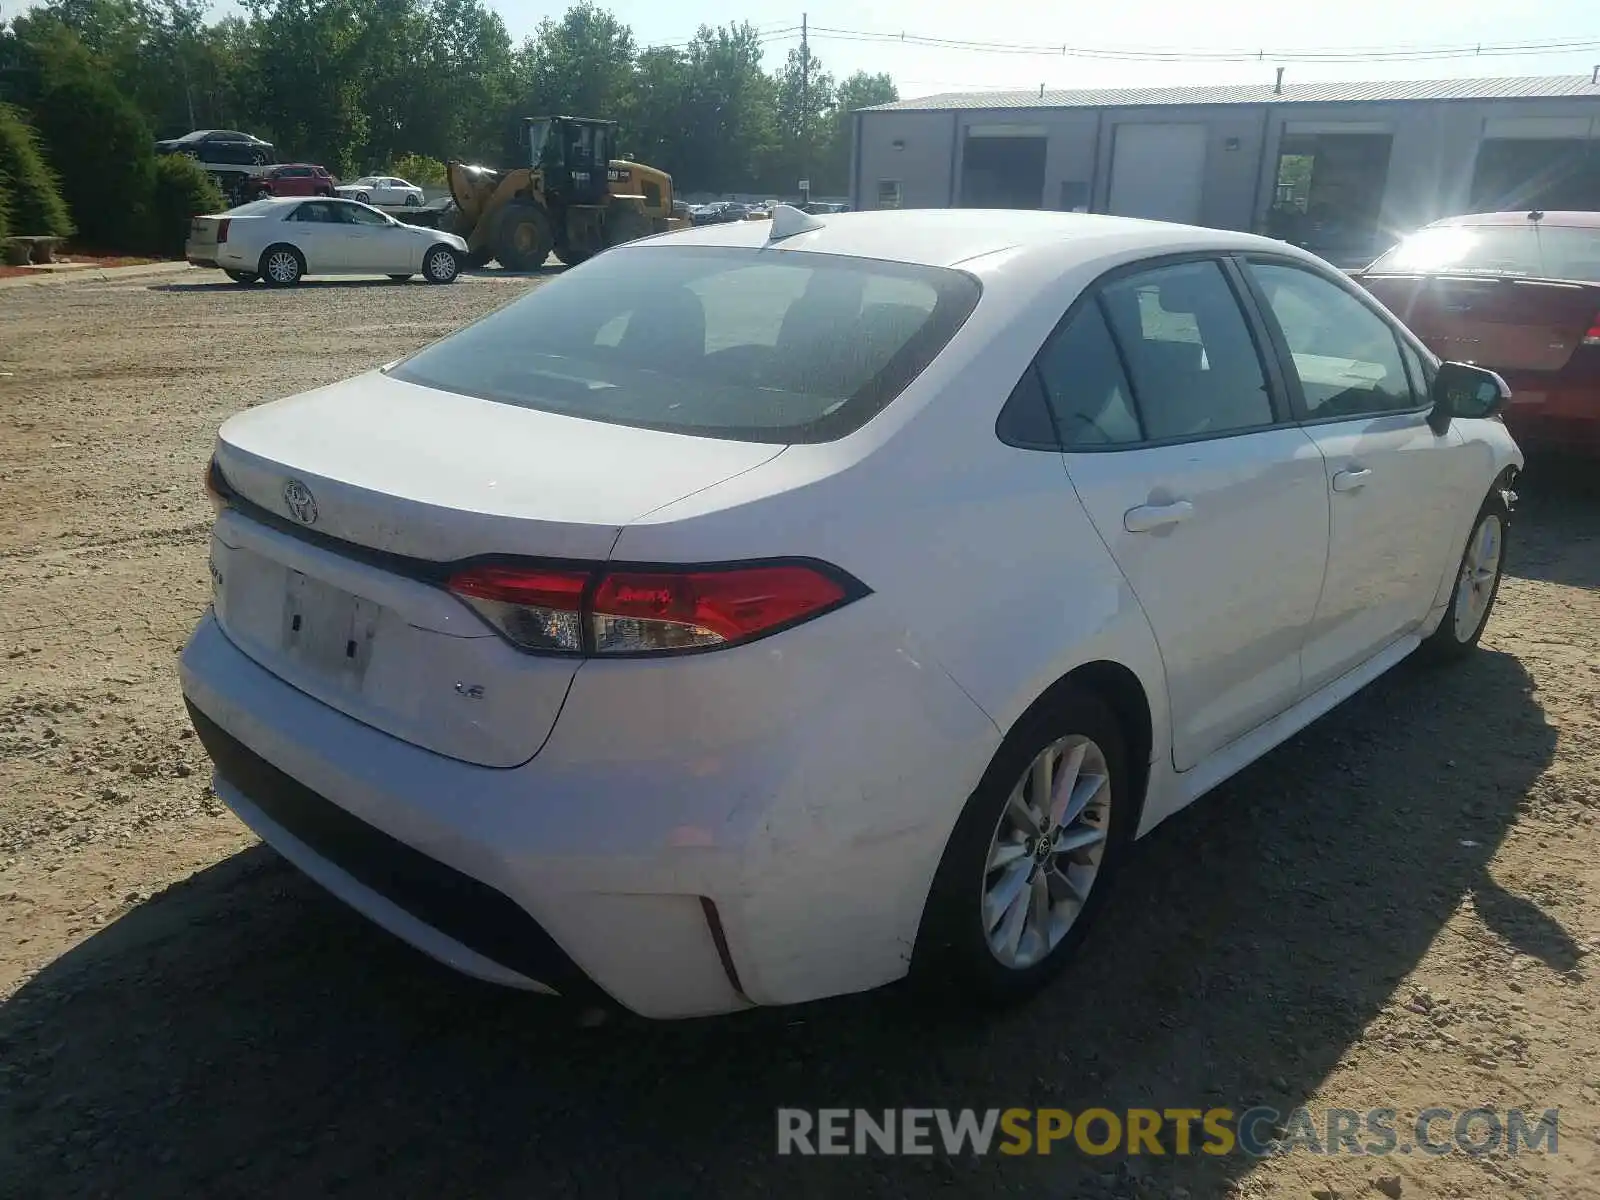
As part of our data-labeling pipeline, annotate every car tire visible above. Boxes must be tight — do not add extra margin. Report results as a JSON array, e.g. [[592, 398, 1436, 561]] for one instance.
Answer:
[[405, 193, 421, 206], [355, 191, 371, 204], [223, 270, 258, 284], [258, 244, 305, 287], [388, 274, 413, 282], [422, 245, 460, 284], [1418, 487, 1510, 662], [914, 685, 1134, 1007]]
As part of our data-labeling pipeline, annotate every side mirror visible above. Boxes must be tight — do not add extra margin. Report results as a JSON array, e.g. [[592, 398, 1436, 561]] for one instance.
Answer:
[[1427, 361, 1511, 435]]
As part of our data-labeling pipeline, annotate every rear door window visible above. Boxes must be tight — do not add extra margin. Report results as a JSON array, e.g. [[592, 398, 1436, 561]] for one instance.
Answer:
[[1099, 260, 1276, 441], [388, 245, 981, 443]]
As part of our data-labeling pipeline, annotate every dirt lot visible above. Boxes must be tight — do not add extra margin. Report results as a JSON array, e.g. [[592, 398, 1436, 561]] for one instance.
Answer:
[[1, 268, 1597, 1199]]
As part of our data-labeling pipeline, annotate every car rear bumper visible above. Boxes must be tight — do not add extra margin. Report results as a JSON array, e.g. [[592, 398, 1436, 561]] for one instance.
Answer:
[[1502, 378, 1600, 456], [179, 603, 998, 1018]]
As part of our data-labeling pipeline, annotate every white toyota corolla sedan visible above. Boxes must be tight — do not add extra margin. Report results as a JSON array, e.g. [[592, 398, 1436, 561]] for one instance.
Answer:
[[185, 196, 467, 286], [180, 207, 1521, 1019]]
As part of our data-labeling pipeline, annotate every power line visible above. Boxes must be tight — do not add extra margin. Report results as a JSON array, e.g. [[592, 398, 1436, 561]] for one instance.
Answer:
[[644, 24, 803, 51], [789, 24, 1600, 64]]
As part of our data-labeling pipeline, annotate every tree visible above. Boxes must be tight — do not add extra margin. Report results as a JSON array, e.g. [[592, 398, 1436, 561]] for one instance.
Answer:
[[822, 71, 897, 195], [6, 0, 904, 205], [622, 46, 687, 175], [28, 27, 155, 250], [674, 23, 776, 193], [239, 0, 372, 172], [147, 151, 222, 255], [0, 103, 73, 237], [512, 1, 635, 162], [415, 0, 516, 163], [769, 45, 834, 196]]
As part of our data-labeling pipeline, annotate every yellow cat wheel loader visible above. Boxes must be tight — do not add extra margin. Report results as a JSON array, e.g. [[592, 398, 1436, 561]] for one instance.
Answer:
[[445, 116, 679, 271]]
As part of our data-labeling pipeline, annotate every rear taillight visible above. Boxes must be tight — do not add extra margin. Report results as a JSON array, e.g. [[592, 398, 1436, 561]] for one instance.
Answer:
[[1584, 313, 1600, 346], [448, 565, 588, 653], [216, 218, 231, 244], [202, 459, 230, 515], [446, 561, 862, 656]]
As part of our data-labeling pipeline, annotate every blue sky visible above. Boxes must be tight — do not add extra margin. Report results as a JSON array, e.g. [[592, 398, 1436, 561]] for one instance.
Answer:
[[5, 0, 1597, 98]]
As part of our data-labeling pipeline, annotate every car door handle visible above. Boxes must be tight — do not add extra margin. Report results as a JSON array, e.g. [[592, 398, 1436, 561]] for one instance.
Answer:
[[1124, 500, 1194, 533], [1331, 468, 1372, 493]]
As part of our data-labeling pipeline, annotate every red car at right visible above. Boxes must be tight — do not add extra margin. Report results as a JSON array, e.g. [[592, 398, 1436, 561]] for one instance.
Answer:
[[1357, 210, 1600, 458]]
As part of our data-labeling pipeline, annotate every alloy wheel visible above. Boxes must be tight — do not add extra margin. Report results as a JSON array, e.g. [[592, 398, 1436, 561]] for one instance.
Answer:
[[1453, 513, 1503, 642], [265, 251, 300, 285], [427, 249, 458, 282], [982, 734, 1111, 970]]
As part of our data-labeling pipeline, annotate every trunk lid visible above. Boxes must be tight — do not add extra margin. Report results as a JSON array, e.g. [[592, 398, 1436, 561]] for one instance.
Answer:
[[1361, 273, 1600, 374], [187, 215, 224, 254], [209, 369, 784, 766]]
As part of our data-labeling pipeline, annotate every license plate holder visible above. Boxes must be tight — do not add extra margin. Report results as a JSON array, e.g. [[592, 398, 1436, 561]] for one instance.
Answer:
[[281, 571, 379, 686]]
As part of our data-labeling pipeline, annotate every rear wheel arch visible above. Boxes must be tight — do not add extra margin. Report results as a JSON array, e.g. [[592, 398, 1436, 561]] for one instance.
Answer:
[[1018, 661, 1154, 832], [912, 662, 1152, 1002], [257, 243, 305, 286]]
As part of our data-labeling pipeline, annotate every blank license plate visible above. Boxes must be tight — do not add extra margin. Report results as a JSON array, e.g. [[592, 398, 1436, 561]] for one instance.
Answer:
[[281, 570, 380, 686]]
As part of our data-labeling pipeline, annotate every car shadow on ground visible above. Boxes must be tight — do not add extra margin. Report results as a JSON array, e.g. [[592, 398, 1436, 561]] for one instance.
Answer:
[[151, 266, 562, 293], [147, 277, 482, 294], [1, 641, 1560, 1196]]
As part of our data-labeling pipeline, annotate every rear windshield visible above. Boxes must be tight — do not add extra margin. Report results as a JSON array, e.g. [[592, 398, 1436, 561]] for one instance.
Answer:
[[387, 245, 982, 443], [1368, 223, 1600, 283], [223, 199, 281, 216]]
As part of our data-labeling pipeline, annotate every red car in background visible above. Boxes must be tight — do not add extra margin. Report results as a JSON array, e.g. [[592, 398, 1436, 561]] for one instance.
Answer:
[[1357, 211, 1600, 458], [248, 163, 335, 199]]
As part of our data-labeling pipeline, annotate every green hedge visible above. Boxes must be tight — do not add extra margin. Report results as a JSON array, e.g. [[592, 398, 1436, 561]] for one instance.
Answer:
[[148, 155, 225, 258], [0, 104, 72, 240], [390, 152, 447, 188], [32, 58, 154, 252]]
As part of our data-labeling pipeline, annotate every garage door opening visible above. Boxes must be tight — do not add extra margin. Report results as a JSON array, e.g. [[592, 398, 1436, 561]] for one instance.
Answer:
[[959, 134, 1046, 209], [1265, 132, 1394, 265], [1471, 138, 1600, 212]]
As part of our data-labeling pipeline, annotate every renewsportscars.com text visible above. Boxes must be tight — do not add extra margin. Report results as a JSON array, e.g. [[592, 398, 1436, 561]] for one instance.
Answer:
[[776, 1106, 1560, 1158]]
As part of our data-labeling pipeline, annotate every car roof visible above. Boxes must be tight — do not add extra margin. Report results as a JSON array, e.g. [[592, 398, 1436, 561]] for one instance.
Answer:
[[1429, 210, 1600, 229], [653, 208, 1293, 269]]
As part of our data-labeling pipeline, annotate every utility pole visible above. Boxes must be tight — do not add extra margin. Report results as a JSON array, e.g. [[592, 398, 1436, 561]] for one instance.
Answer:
[[800, 12, 810, 205]]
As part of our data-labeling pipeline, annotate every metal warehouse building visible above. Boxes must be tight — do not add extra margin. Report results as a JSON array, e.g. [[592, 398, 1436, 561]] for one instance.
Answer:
[[848, 75, 1600, 263]]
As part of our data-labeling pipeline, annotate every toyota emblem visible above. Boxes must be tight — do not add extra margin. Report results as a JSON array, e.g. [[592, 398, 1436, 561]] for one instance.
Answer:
[[282, 479, 318, 525]]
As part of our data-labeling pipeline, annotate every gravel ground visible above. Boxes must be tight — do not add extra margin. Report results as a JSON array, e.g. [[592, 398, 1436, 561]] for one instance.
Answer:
[[1, 268, 1597, 1199]]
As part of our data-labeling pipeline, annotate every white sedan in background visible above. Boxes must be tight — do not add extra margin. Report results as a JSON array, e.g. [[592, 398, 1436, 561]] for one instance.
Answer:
[[334, 175, 425, 206], [180, 206, 1520, 1019], [185, 197, 467, 285]]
